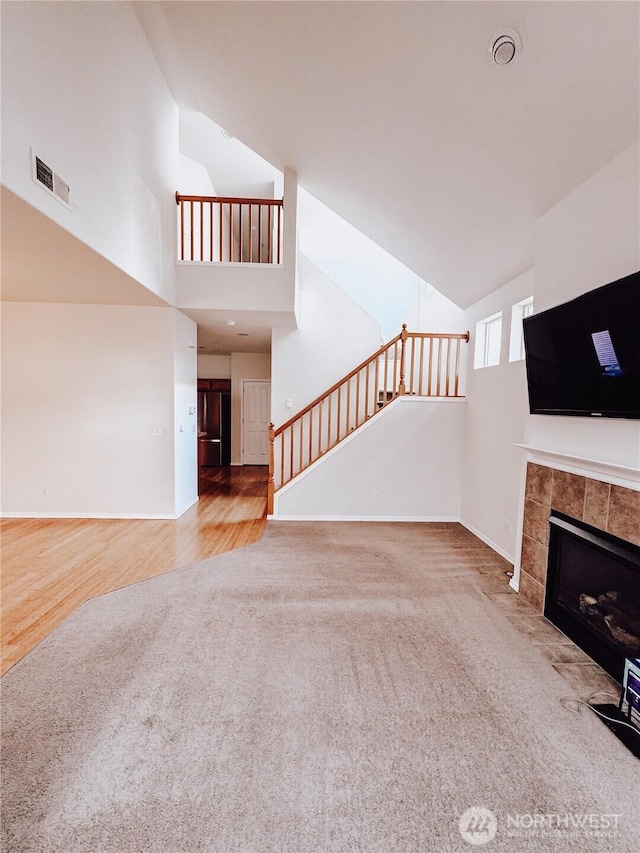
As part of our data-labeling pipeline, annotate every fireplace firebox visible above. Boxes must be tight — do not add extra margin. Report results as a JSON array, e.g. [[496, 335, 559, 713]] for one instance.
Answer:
[[545, 511, 640, 683]]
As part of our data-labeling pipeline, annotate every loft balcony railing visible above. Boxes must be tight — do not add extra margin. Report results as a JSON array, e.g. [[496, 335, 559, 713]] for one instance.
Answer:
[[176, 192, 284, 264], [267, 326, 470, 512]]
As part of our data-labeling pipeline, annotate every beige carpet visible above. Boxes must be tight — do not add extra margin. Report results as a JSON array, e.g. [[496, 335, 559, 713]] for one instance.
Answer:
[[1, 522, 638, 852]]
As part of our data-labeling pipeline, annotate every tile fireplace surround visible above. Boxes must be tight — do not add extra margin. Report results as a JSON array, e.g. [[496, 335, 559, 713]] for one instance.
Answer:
[[519, 462, 640, 612]]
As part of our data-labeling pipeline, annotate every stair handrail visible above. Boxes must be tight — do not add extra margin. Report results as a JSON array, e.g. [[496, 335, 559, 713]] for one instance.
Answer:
[[274, 330, 404, 436], [175, 192, 284, 207]]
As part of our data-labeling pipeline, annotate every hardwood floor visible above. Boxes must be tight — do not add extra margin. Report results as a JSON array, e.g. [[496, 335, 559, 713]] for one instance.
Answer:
[[1, 466, 268, 675]]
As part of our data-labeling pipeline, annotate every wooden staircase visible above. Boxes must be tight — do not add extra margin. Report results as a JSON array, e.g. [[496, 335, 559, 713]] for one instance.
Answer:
[[267, 326, 469, 512]]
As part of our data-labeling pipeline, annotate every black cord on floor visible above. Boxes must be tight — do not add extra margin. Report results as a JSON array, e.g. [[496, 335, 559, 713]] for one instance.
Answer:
[[560, 695, 640, 736]]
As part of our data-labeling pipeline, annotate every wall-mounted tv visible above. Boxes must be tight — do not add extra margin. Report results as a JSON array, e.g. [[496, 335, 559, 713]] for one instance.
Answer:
[[523, 270, 640, 419]]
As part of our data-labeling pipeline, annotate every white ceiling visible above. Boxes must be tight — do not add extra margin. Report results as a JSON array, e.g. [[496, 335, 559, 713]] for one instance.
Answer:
[[180, 111, 282, 200], [183, 309, 272, 354], [139, 1, 640, 308]]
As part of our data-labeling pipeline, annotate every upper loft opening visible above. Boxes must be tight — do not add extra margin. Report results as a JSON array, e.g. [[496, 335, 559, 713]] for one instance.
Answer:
[[178, 111, 465, 345]]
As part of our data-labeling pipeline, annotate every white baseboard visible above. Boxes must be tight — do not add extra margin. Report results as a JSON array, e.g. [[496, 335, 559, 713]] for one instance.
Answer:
[[175, 495, 199, 518], [458, 519, 515, 564], [1, 510, 182, 520], [267, 515, 459, 523]]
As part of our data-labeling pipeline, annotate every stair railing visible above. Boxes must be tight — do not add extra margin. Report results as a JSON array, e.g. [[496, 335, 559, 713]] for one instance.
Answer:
[[175, 192, 283, 264], [267, 326, 469, 512]]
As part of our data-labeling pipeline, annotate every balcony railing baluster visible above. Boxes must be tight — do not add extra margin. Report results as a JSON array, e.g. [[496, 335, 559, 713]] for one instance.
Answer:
[[175, 192, 284, 264]]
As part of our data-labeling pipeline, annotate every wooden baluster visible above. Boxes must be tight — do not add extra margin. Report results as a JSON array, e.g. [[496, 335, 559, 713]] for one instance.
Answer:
[[258, 203, 262, 263], [280, 431, 285, 488], [218, 201, 223, 262], [454, 339, 461, 397], [336, 384, 342, 443], [179, 198, 184, 261], [445, 338, 452, 396], [355, 371, 361, 427], [198, 201, 203, 261], [374, 354, 380, 412], [189, 200, 194, 261], [228, 203, 233, 262], [398, 324, 408, 395], [249, 205, 253, 263], [327, 392, 332, 450], [436, 338, 443, 396], [418, 337, 425, 395], [239, 204, 243, 262], [394, 341, 400, 393], [267, 205, 273, 263], [318, 399, 323, 456], [383, 347, 389, 406], [427, 338, 434, 395], [298, 417, 303, 475], [209, 201, 213, 262], [409, 335, 416, 395], [277, 204, 282, 264], [346, 377, 351, 432], [267, 423, 275, 515], [288, 427, 293, 482], [365, 363, 370, 418]]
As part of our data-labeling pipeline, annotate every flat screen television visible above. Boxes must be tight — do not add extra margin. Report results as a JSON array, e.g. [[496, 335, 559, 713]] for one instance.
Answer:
[[523, 270, 640, 419]]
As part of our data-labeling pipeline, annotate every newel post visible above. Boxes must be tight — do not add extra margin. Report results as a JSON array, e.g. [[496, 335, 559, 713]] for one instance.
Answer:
[[398, 324, 408, 395], [267, 423, 275, 515]]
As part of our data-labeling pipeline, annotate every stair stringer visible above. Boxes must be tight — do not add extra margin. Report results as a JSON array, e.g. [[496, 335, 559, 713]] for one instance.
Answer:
[[270, 395, 466, 521]]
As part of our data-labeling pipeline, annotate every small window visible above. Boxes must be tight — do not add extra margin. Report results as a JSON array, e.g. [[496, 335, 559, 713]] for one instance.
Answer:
[[509, 297, 534, 362], [474, 311, 503, 369]]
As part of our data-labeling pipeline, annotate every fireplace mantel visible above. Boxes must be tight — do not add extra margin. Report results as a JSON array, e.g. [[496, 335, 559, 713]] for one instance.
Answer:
[[515, 444, 640, 492]]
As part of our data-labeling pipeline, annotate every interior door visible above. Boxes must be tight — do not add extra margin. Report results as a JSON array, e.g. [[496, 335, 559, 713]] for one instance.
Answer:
[[242, 380, 271, 465]]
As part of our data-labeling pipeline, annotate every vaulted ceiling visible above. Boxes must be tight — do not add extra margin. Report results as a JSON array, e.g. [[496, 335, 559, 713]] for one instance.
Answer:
[[137, 1, 639, 308]]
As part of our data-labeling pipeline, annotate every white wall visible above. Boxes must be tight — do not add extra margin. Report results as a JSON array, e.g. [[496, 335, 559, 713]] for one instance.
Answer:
[[416, 285, 467, 334], [527, 141, 640, 470], [271, 253, 381, 428], [460, 142, 640, 565], [1, 2, 178, 304], [1, 303, 196, 518], [230, 353, 271, 465], [173, 310, 198, 516], [179, 154, 216, 196], [177, 263, 296, 319], [274, 398, 465, 520], [198, 355, 232, 379], [461, 269, 534, 561]]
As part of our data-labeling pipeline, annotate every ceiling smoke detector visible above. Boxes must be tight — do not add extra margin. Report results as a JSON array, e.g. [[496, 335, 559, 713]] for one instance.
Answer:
[[489, 29, 521, 65]]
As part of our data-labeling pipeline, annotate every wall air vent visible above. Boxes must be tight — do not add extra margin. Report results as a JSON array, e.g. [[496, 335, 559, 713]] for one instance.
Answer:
[[31, 149, 71, 209]]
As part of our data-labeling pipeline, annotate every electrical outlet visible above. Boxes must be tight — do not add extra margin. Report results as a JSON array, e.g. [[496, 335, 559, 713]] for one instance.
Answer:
[[373, 490, 381, 501]]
